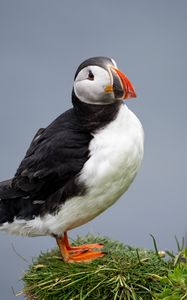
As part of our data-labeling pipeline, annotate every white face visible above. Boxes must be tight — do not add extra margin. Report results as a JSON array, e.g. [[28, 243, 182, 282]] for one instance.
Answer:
[[74, 65, 115, 105]]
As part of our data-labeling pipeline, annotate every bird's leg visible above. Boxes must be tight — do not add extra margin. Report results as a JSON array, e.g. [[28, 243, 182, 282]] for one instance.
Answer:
[[56, 232, 105, 263]]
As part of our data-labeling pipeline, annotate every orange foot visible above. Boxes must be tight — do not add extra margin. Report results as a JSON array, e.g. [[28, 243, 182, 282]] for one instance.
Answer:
[[63, 232, 104, 253], [64, 250, 105, 263], [56, 232, 106, 263]]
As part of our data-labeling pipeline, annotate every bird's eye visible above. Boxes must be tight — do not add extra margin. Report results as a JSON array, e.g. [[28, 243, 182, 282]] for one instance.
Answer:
[[88, 70, 94, 80]]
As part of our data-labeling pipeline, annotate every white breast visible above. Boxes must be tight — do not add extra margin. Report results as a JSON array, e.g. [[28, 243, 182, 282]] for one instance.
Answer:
[[37, 104, 143, 236], [80, 104, 144, 194], [3, 105, 144, 236]]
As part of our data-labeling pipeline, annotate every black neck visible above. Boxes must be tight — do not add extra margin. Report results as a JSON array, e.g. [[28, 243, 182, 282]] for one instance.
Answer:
[[72, 90, 122, 132]]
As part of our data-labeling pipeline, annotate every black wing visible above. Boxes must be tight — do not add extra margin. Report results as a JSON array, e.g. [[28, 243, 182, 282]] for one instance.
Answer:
[[0, 109, 92, 222], [12, 108, 91, 197]]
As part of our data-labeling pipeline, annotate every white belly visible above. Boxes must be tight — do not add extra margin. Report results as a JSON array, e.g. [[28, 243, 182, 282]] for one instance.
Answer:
[[2, 105, 144, 236]]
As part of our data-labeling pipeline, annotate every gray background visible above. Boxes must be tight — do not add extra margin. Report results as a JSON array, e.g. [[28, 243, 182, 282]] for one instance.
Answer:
[[0, 0, 186, 299]]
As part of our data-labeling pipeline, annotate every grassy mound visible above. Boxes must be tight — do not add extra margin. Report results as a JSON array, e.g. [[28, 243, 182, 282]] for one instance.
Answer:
[[21, 235, 187, 300]]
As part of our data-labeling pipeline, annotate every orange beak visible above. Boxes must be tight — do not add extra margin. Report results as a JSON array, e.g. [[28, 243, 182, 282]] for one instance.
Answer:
[[111, 66, 137, 99]]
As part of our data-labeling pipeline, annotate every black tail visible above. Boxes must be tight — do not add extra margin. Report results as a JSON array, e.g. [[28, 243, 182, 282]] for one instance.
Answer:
[[0, 179, 27, 224]]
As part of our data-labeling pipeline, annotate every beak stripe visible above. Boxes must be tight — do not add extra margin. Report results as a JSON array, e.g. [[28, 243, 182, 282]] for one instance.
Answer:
[[111, 67, 137, 99]]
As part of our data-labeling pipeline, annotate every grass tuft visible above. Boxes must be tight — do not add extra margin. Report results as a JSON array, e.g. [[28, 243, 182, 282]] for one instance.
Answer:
[[21, 235, 187, 300]]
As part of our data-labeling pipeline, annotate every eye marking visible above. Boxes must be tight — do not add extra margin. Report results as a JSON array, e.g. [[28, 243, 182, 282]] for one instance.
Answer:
[[88, 70, 94, 80]]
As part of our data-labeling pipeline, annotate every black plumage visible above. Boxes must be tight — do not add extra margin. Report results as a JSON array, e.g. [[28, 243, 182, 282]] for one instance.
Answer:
[[0, 97, 120, 224]]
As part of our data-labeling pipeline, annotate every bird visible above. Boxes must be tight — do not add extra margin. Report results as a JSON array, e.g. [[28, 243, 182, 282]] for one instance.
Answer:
[[0, 57, 144, 263]]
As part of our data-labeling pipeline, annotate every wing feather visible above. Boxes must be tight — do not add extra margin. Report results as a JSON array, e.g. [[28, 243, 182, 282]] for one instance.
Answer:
[[12, 109, 91, 199]]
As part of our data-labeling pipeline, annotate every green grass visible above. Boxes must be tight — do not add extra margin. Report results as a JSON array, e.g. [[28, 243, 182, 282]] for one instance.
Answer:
[[20, 235, 187, 300]]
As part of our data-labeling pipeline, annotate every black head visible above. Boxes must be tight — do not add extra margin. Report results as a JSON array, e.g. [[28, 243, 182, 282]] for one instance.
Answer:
[[73, 56, 136, 105]]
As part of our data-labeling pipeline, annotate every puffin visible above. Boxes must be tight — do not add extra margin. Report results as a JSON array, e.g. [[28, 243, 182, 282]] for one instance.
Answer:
[[0, 57, 144, 263]]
